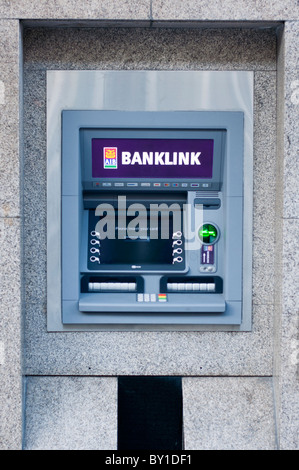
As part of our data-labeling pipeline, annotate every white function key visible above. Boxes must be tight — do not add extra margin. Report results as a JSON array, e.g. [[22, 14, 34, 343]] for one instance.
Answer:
[[128, 283, 136, 291], [207, 283, 216, 292]]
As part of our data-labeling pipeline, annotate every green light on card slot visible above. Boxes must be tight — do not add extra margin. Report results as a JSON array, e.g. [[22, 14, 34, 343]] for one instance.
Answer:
[[199, 224, 218, 244]]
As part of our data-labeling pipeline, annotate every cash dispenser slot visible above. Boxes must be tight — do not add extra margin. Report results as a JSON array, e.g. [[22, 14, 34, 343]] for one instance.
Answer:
[[158, 276, 225, 313], [81, 275, 144, 293], [160, 276, 223, 293], [79, 275, 144, 313]]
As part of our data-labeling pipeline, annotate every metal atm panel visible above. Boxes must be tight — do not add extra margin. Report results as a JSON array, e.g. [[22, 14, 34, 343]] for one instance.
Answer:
[[61, 110, 244, 326]]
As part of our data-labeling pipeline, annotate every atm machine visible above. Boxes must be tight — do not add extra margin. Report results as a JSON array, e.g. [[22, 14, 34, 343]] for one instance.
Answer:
[[61, 110, 244, 325]]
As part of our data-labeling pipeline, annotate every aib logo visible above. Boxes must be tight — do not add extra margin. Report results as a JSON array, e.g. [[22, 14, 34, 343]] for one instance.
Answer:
[[104, 147, 117, 169]]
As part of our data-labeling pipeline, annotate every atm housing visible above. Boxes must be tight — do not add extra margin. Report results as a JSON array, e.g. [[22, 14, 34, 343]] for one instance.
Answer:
[[62, 111, 244, 325]]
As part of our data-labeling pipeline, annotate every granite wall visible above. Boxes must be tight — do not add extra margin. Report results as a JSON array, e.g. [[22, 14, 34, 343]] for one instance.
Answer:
[[0, 1, 298, 451]]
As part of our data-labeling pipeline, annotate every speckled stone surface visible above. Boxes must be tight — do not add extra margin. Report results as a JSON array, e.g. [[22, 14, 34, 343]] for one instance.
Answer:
[[24, 306, 274, 376], [183, 377, 276, 449], [274, 21, 299, 450], [22, 27, 276, 379], [0, 0, 298, 21], [23, 27, 277, 71], [152, 0, 299, 21], [0, 19, 23, 450], [0, 217, 22, 450], [24, 376, 118, 450], [0, 20, 21, 218], [0, 8, 297, 450], [0, 0, 151, 20], [281, 26, 299, 221]]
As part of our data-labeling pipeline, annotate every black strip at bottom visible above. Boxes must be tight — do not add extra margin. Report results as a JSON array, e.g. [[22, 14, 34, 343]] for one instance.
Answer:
[[118, 376, 183, 450]]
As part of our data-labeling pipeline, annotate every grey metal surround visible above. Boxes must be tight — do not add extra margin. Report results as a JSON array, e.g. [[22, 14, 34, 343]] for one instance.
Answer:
[[47, 70, 253, 331]]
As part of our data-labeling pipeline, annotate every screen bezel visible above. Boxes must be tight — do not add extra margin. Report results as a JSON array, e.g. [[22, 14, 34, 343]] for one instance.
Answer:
[[80, 128, 225, 191], [87, 207, 186, 272]]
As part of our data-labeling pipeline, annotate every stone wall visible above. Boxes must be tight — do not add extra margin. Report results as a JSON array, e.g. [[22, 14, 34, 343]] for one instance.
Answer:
[[0, 1, 298, 450]]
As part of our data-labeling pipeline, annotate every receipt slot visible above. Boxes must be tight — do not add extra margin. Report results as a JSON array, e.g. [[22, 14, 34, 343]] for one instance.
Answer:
[[61, 110, 245, 326]]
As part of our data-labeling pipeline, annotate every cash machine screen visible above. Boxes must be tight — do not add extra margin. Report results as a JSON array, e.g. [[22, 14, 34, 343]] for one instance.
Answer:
[[88, 210, 184, 270], [92, 138, 214, 179]]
